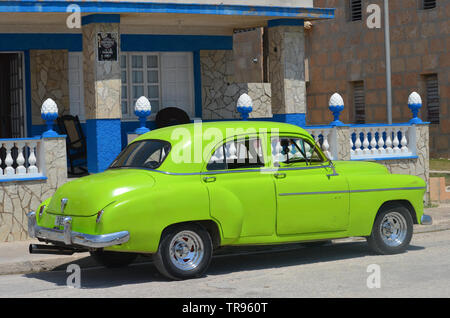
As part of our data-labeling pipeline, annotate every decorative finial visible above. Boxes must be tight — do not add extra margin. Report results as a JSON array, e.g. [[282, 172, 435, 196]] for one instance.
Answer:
[[408, 92, 423, 124], [41, 98, 59, 137], [328, 93, 345, 126], [237, 93, 253, 120], [134, 96, 151, 134]]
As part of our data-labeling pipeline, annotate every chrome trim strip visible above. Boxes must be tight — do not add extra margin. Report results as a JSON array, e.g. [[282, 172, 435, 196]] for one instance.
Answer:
[[279, 187, 426, 196], [140, 165, 332, 176], [27, 212, 130, 248]]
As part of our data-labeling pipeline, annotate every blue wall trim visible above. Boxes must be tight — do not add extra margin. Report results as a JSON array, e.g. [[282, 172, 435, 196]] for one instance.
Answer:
[[86, 119, 122, 173], [121, 34, 232, 52], [268, 19, 304, 28], [0, 1, 335, 20], [81, 14, 120, 25], [0, 33, 82, 51], [0, 176, 47, 183]]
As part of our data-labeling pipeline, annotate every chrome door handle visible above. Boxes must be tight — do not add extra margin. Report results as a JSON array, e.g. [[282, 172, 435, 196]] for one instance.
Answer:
[[274, 173, 286, 179], [203, 176, 216, 183]]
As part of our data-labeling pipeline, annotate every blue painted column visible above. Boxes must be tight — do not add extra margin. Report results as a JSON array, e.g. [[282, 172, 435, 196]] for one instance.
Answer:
[[82, 15, 122, 173]]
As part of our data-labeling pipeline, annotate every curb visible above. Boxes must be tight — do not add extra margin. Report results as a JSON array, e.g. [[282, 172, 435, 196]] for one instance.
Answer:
[[0, 223, 449, 277]]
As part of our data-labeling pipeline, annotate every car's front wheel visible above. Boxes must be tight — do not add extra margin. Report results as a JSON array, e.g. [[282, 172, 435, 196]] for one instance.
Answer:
[[367, 205, 413, 255], [153, 223, 213, 280]]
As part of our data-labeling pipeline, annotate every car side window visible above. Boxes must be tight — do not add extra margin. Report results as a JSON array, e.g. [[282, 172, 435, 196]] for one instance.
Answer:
[[271, 137, 323, 167], [207, 137, 265, 171]]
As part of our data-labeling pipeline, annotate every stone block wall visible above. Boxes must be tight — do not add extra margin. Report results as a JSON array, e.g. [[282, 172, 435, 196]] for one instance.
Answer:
[[200, 50, 272, 120], [0, 137, 67, 242], [305, 0, 449, 158], [30, 50, 70, 126]]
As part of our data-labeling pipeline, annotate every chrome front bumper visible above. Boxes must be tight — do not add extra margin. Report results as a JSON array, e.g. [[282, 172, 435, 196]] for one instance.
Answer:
[[421, 214, 433, 225], [27, 211, 130, 249]]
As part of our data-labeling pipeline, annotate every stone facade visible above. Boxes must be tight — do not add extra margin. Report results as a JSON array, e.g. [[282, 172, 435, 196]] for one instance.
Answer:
[[268, 25, 306, 115], [0, 137, 67, 242], [305, 0, 450, 158], [82, 23, 121, 120], [30, 50, 70, 125], [200, 50, 272, 120]]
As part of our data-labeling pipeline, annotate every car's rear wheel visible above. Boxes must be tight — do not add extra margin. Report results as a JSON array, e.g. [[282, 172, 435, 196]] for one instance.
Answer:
[[153, 223, 213, 280], [90, 250, 138, 268], [367, 206, 413, 255]]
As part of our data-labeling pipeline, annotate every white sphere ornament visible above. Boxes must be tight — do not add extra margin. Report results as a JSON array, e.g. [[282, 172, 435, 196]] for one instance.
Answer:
[[408, 92, 422, 106], [236, 93, 253, 120], [41, 98, 58, 115], [134, 96, 152, 134], [329, 93, 344, 107], [135, 96, 152, 113]]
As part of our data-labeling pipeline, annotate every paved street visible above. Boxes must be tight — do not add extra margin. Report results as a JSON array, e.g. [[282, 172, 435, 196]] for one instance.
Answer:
[[0, 229, 449, 298]]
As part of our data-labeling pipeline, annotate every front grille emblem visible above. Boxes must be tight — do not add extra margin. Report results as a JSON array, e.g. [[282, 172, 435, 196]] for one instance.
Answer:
[[61, 198, 68, 213]]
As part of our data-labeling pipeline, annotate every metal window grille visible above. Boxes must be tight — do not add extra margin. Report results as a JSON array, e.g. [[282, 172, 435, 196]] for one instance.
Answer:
[[353, 81, 365, 124], [349, 0, 362, 21], [422, 0, 436, 10], [425, 74, 440, 124]]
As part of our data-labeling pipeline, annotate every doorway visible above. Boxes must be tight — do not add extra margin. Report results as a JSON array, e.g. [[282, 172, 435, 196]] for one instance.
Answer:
[[0, 52, 26, 138]]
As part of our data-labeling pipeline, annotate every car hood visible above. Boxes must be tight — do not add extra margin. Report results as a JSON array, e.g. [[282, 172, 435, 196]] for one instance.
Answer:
[[46, 169, 155, 216]]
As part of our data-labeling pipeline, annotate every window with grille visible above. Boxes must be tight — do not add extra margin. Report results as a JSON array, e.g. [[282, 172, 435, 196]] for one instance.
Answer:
[[424, 74, 440, 124], [352, 81, 365, 124], [120, 52, 194, 119], [349, 0, 362, 21], [421, 0, 436, 10]]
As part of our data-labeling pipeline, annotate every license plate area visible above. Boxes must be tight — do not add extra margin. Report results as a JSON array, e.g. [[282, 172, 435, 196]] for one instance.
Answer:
[[54, 215, 65, 227]]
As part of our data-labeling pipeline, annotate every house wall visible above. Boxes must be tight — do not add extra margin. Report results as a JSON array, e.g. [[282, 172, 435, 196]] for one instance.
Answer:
[[0, 137, 67, 242], [305, 0, 450, 158], [30, 50, 70, 126]]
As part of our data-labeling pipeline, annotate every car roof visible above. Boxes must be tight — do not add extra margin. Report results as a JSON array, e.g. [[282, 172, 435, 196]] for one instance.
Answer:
[[134, 121, 309, 143]]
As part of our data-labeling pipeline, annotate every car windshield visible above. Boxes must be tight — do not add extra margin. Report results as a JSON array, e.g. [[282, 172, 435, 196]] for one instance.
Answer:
[[109, 139, 171, 170]]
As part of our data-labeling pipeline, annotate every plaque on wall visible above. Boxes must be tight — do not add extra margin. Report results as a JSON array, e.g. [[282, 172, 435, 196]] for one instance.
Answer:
[[97, 32, 118, 61]]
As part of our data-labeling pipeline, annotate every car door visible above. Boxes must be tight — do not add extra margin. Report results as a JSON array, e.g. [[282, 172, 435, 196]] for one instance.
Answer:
[[271, 135, 350, 235], [202, 134, 277, 239]]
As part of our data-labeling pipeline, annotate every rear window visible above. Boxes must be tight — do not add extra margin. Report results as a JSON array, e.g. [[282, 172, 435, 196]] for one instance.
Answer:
[[109, 140, 171, 170]]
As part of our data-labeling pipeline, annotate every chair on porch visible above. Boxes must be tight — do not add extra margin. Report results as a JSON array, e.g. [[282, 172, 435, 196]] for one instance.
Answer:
[[56, 115, 88, 177]]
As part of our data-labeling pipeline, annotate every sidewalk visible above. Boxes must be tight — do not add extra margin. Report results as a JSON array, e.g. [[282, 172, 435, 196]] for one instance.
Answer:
[[0, 204, 449, 276]]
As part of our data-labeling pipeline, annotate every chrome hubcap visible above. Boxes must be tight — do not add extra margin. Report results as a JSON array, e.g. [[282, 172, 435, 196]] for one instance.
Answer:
[[380, 212, 408, 247], [169, 231, 204, 271]]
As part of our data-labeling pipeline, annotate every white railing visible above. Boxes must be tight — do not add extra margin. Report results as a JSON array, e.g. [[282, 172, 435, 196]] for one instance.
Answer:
[[0, 137, 45, 181], [350, 125, 416, 160], [305, 127, 337, 160]]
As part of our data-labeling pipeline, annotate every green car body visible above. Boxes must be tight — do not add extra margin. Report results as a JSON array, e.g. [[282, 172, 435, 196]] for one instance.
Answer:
[[28, 121, 430, 278]]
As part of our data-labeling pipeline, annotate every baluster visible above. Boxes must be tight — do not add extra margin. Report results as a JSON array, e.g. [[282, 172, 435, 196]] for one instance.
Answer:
[[362, 128, 370, 155], [4, 142, 15, 176], [15, 142, 26, 175], [392, 128, 400, 154], [322, 130, 331, 159], [377, 128, 386, 155], [226, 141, 237, 160], [27, 141, 39, 174], [370, 128, 378, 155], [385, 128, 393, 154], [355, 130, 363, 156], [400, 127, 409, 154], [350, 130, 355, 157]]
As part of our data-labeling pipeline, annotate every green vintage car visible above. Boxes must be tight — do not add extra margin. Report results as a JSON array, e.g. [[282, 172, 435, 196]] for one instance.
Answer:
[[28, 121, 432, 280]]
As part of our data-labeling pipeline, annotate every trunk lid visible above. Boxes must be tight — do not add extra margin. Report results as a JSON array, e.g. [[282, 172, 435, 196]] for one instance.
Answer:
[[46, 169, 155, 216]]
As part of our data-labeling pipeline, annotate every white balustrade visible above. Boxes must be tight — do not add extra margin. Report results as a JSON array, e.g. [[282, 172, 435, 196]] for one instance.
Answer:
[[0, 138, 45, 181], [305, 127, 336, 160], [350, 125, 415, 160]]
